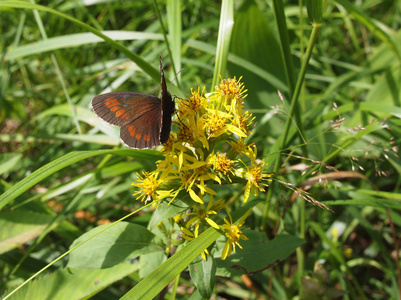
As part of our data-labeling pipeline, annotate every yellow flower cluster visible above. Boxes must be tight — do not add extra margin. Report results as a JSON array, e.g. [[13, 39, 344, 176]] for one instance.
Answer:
[[133, 77, 272, 260]]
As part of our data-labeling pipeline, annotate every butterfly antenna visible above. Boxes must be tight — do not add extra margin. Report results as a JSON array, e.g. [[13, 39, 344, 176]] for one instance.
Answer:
[[176, 114, 189, 131], [168, 68, 184, 90]]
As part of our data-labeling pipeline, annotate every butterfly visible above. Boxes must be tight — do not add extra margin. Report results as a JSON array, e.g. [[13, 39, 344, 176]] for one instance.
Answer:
[[91, 56, 175, 149]]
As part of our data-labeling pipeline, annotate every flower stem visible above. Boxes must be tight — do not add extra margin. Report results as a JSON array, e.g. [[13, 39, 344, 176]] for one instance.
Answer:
[[262, 23, 321, 229], [281, 23, 321, 150]]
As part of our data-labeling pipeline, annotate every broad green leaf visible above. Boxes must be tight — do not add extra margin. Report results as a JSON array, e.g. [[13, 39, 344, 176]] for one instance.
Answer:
[[68, 222, 164, 269], [138, 251, 167, 278], [189, 255, 216, 299], [149, 197, 191, 228], [312, 102, 401, 127], [5, 263, 139, 300], [0, 133, 118, 146], [229, 0, 286, 108], [322, 198, 401, 209], [216, 232, 305, 277], [185, 39, 288, 92], [365, 68, 401, 109], [166, 0, 182, 80], [0, 211, 55, 254]]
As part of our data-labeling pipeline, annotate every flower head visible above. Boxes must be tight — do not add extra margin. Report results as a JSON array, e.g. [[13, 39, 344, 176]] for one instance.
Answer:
[[132, 171, 160, 203], [185, 195, 220, 237], [131, 77, 273, 260], [241, 146, 272, 203], [209, 152, 235, 181], [221, 207, 251, 260]]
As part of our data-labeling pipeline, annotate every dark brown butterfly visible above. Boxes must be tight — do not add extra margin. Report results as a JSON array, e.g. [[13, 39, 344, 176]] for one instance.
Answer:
[[91, 56, 174, 149]]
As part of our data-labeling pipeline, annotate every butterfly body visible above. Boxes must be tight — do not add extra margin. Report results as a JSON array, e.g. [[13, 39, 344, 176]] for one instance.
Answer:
[[91, 57, 174, 149]]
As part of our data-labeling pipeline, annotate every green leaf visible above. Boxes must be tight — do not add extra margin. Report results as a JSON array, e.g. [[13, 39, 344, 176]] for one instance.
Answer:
[[138, 251, 167, 278], [212, 0, 234, 89], [0, 153, 22, 176], [0, 1, 161, 82], [0, 211, 55, 254], [5, 31, 163, 61], [189, 255, 216, 299], [185, 39, 287, 92], [100, 161, 145, 178], [0, 149, 162, 210], [216, 232, 305, 277], [4, 263, 139, 300], [149, 197, 191, 228], [121, 227, 221, 300], [306, 0, 324, 24], [323, 189, 401, 209], [335, 0, 401, 60], [67, 222, 164, 269], [166, 0, 182, 79], [228, 0, 286, 107]]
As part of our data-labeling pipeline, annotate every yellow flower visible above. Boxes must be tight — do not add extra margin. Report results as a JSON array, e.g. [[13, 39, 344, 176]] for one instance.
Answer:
[[178, 151, 221, 203], [234, 110, 255, 135], [129, 77, 275, 262], [211, 198, 226, 212], [241, 146, 272, 203], [344, 248, 353, 259], [221, 207, 251, 260], [209, 152, 235, 181], [204, 108, 247, 139], [179, 87, 207, 118], [132, 171, 160, 203], [204, 109, 230, 137], [176, 114, 209, 149], [132, 171, 175, 205], [214, 77, 247, 115], [227, 138, 251, 158], [185, 196, 220, 236]]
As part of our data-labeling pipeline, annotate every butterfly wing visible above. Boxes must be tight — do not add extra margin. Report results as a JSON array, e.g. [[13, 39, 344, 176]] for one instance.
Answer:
[[159, 55, 175, 144], [91, 92, 162, 149]]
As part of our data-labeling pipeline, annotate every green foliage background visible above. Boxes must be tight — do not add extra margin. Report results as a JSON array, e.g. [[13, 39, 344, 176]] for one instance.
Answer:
[[1, 0, 401, 299]]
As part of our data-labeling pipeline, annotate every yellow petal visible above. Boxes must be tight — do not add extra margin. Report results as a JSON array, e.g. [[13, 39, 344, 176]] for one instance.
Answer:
[[189, 189, 204, 204], [205, 218, 220, 229]]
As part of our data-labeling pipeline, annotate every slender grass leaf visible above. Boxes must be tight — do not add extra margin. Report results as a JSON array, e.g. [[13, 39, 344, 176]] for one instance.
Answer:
[[5, 31, 163, 61], [0, 153, 22, 176], [211, 0, 234, 89], [120, 227, 221, 300], [0, 149, 163, 209], [335, 0, 401, 60]]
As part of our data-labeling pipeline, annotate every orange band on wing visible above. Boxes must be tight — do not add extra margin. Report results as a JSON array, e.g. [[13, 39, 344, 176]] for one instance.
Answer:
[[115, 109, 125, 117], [105, 97, 119, 108], [128, 125, 136, 137]]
